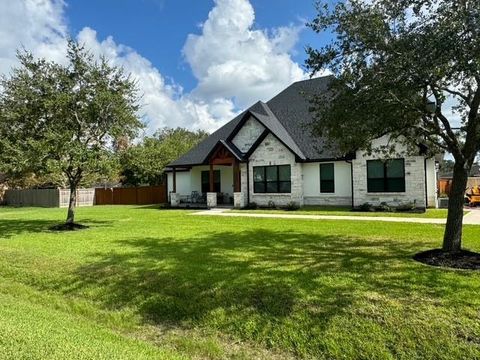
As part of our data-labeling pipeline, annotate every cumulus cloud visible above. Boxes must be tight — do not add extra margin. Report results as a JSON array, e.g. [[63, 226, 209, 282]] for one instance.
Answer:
[[0, 0, 307, 133], [76, 27, 236, 132], [0, 0, 68, 74], [183, 0, 307, 108]]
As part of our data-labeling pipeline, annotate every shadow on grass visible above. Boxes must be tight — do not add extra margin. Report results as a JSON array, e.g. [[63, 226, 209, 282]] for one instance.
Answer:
[[59, 229, 475, 325], [32, 226, 480, 357], [0, 218, 113, 239]]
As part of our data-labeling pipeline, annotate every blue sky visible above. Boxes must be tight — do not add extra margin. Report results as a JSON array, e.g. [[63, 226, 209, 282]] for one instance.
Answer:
[[0, 0, 334, 133], [66, 0, 327, 92]]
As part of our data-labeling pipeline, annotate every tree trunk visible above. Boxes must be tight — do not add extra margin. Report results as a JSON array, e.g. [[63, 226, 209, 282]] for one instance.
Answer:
[[66, 183, 77, 224], [442, 162, 469, 253]]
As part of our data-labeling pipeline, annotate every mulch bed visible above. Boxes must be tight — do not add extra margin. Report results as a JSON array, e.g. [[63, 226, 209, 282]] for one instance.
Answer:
[[414, 249, 480, 270], [49, 223, 89, 231]]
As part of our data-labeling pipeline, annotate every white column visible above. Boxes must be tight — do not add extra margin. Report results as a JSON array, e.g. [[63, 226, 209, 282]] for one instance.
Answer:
[[170, 193, 180, 207], [207, 192, 217, 208], [234, 192, 246, 208]]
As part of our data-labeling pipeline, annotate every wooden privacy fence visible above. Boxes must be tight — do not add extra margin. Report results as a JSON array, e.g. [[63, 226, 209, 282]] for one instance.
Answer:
[[5, 188, 95, 208], [95, 185, 167, 205], [438, 177, 480, 196]]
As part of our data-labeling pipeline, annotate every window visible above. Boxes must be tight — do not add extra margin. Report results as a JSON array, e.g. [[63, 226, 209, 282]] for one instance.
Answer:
[[253, 165, 291, 193], [201, 170, 220, 193], [320, 163, 335, 193], [367, 159, 405, 192]]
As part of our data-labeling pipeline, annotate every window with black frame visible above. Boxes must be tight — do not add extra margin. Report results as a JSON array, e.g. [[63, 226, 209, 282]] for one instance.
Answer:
[[367, 159, 405, 192], [253, 165, 291, 193], [201, 170, 221, 193], [320, 163, 335, 193]]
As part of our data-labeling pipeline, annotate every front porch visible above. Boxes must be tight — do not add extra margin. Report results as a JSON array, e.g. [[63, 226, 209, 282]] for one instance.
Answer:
[[169, 142, 246, 208]]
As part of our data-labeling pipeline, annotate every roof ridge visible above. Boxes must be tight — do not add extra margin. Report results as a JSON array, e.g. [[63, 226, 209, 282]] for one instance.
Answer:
[[250, 102, 306, 159], [290, 74, 335, 86]]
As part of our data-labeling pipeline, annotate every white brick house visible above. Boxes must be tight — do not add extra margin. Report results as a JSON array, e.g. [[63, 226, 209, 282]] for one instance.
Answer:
[[166, 76, 438, 209]]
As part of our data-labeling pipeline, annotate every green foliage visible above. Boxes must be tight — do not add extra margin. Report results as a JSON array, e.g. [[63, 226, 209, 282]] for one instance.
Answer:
[[0, 40, 142, 222], [119, 127, 208, 186], [283, 201, 300, 211], [440, 158, 480, 177], [0, 40, 141, 188], [306, 0, 480, 251], [306, 0, 480, 162], [244, 202, 258, 210], [0, 206, 479, 359]]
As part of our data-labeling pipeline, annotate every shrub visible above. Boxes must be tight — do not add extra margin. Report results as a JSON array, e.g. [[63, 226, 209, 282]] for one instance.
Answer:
[[395, 202, 417, 212], [245, 202, 258, 210], [356, 202, 374, 212], [267, 200, 276, 209], [284, 201, 300, 211], [375, 202, 392, 212]]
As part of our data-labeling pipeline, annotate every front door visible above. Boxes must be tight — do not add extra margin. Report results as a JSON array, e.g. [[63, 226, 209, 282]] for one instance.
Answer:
[[201, 170, 221, 193]]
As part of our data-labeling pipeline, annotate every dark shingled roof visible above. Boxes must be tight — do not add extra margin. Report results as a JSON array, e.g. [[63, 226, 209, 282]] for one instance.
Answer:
[[168, 75, 343, 167]]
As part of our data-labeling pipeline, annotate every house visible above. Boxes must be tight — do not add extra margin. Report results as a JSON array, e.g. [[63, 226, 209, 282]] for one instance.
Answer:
[[166, 76, 438, 209]]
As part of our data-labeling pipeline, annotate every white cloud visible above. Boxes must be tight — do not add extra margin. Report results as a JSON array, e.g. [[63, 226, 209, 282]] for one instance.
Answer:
[[76, 27, 236, 132], [183, 0, 307, 109], [0, 0, 68, 74], [0, 0, 307, 133]]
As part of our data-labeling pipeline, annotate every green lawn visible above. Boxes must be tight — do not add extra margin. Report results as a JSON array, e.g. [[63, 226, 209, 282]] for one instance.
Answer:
[[0, 206, 479, 359], [230, 206, 464, 218]]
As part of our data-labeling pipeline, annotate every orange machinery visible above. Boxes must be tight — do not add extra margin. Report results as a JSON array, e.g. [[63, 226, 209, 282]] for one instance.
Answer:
[[466, 186, 480, 206]]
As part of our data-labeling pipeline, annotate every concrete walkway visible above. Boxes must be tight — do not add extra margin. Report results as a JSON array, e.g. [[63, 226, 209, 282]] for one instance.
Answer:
[[193, 208, 480, 225]]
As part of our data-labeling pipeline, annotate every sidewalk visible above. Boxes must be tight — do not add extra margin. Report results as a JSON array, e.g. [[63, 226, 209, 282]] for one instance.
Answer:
[[192, 208, 480, 225]]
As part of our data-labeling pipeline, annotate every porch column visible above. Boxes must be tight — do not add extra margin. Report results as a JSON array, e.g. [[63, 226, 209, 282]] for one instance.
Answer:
[[233, 160, 246, 208], [170, 166, 179, 207], [233, 160, 240, 192], [172, 167, 177, 193], [209, 163, 214, 193], [207, 192, 217, 208]]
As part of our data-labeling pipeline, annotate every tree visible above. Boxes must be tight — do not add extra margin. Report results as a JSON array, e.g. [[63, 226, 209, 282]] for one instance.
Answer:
[[119, 127, 208, 186], [306, 0, 480, 254], [0, 40, 142, 228], [439, 158, 480, 177]]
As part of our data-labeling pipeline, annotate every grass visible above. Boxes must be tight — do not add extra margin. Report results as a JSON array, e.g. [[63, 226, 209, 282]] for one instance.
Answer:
[[230, 206, 466, 218], [0, 205, 479, 359]]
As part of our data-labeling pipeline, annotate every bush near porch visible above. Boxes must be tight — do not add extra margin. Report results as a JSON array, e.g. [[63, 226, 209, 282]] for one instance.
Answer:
[[0, 206, 479, 359]]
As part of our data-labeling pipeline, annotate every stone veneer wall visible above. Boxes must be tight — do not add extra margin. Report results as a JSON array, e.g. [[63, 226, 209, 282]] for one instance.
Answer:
[[352, 137, 428, 208], [303, 196, 352, 206], [248, 133, 303, 206], [232, 117, 265, 153]]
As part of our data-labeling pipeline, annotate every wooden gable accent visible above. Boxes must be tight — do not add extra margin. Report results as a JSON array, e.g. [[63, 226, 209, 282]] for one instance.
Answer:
[[209, 144, 235, 165]]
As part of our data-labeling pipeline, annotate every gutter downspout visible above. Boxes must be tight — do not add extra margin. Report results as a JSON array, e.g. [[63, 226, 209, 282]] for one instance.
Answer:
[[346, 160, 354, 208], [424, 157, 428, 209], [246, 159, 250, 205]]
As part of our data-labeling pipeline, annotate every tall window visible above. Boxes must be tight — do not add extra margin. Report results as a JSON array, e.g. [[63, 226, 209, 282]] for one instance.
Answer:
[[367, 159, 405, 192], [253, 165, 291, 193], [201, 170, 220, 193], [320, 163, 335, 193]]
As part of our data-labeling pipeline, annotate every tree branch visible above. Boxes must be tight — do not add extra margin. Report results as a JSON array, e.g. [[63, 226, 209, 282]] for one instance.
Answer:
[[439, 87, 471, 105]]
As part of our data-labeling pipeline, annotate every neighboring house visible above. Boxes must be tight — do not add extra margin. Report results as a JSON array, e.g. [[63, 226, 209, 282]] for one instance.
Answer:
[[166, 76, 438, 209]]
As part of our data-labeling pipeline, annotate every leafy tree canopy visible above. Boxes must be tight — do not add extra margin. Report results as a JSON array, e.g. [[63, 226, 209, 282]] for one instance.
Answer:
[[306, 0, 480, 253], [119, 127, 208, 186], [0, 40, 142, 225]]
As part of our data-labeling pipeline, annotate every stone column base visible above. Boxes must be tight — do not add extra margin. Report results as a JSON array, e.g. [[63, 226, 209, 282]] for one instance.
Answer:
[[170, 193, 180, 207], [207, 192, 217, 208], [234, 192, 246, 208]]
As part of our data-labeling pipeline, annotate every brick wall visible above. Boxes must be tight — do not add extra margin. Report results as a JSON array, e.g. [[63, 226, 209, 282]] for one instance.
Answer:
[[232, 117, 265, 153], [352, 137, 427, 208], [248, 133, 303, 206]]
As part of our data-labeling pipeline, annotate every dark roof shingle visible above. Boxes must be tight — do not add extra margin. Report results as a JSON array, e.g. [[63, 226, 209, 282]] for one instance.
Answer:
[[168, 75, 344, 167]]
